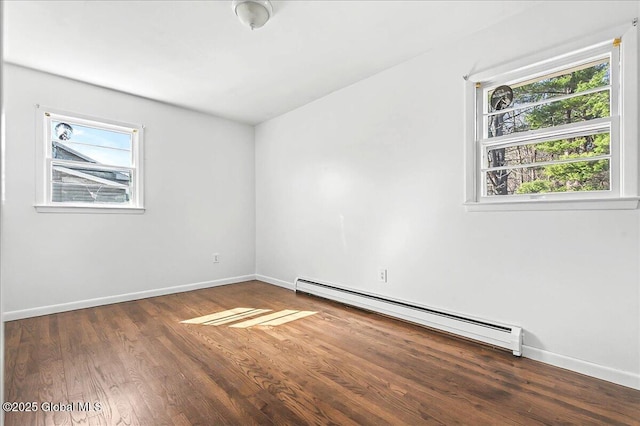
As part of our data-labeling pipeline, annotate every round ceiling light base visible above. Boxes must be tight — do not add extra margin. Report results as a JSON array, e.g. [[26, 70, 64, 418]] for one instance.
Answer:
[[232, 0, 273, 30]]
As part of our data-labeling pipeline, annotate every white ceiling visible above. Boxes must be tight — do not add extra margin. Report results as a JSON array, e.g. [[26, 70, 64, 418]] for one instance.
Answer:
[[4, 1, 535, 125]]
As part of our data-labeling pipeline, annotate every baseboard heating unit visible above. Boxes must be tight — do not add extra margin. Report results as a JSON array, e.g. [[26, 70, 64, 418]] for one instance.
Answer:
[[295, 278, 523, 356]]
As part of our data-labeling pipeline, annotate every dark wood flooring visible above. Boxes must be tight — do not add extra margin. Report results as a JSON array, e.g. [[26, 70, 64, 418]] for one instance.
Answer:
[[4, 280, 640, 425]]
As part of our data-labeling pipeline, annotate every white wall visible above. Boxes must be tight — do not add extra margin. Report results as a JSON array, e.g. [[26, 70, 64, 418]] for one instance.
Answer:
[[1, 0, 5, 410], [2, 64, 256, 316], [256, 1, 640, 388]]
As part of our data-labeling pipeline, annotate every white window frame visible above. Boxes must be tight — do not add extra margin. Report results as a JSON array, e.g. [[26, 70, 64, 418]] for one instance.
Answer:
[[34, 106, 145, 213], [464, 23, 638, 211]]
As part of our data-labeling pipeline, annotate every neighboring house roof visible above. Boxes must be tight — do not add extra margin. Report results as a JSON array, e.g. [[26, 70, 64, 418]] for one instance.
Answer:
[[53, 140, 97, 163], [52, 140, 129, 186], [51, 140, 130, 203]]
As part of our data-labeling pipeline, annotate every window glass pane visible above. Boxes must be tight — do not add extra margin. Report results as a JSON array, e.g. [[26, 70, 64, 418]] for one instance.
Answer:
[[487, 59, 610, 111], [487, 132, 610, 168], [485, 159, 610, 196], [51, 121, 132, 167], [487, 90, 610, 138], [52, 165, 131, 204]]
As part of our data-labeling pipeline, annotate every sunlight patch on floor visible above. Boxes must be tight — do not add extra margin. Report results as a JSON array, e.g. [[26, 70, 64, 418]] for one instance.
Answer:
[[181, 308, 317, 329]]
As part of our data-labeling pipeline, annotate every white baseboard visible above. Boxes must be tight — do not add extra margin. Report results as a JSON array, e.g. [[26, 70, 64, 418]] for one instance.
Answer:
[[523, 345, 640, 390], [2, 274, 257, 321], [255, 274, 295, 290]]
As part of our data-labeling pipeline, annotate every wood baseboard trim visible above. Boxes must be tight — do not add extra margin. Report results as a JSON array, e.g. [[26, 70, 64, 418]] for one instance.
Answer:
[[2, 274, 257, 321]]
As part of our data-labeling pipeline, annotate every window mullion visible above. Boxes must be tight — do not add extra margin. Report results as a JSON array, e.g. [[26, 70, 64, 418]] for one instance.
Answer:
[[51, 159, 135, 174], [483, 85, 610, 118], [482, 154, 611, 173], [479, 117, 612, 148]]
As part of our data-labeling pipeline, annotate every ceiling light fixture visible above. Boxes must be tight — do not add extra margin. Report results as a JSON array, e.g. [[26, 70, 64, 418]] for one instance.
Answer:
[[232, 0, 273, 31]]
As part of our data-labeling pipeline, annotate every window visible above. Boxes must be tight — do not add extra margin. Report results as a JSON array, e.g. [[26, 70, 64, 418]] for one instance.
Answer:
[[35, 107, 144, 212], [465, 24, 638, 211]]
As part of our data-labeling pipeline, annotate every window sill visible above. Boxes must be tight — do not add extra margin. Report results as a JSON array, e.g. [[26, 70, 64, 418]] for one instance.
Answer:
[[34, 204, 145, 214], [464, 197, 640, 212]]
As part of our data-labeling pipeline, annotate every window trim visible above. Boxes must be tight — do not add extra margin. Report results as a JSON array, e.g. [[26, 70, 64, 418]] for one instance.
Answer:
[[464, 22, 638, 211], [34, 105, 145, 213]]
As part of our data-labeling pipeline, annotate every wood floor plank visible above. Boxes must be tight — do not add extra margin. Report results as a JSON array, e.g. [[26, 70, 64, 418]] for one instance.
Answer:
[[294, 304, 602, 424], [288, 296, 635, 424], [35, 316, 73, 426], [183, 326, 360, 425], [3, 326, 20, 404], [8, 324, 35, 403], [5, 280, 640, 426], [244, 328, 425, 425], [278, 316, 517, 424]]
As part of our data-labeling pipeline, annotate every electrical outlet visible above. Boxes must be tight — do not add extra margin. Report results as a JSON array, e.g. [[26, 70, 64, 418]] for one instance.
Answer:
[[378, 268, 387, 283], [213, 253, 220, 263]]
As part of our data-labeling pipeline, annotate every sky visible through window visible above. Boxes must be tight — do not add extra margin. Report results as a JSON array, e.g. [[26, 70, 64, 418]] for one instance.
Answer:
[[51, 121, 132, 167]]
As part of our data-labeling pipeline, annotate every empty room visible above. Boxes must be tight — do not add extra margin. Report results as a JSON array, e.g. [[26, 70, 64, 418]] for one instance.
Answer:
[[2, 1, 640, 425]]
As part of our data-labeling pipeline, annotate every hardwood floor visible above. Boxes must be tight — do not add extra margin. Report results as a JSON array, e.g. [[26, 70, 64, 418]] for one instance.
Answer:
[[4, 280, 640, 425]]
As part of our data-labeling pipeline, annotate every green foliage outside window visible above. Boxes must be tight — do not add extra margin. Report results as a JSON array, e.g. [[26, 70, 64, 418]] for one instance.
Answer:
[[486, 60, 611, 195]]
